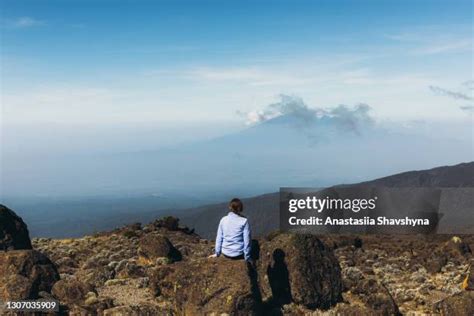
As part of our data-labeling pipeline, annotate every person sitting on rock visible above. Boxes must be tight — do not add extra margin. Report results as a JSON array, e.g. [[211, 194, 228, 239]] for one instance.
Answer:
[[209, 198, 251, 262]]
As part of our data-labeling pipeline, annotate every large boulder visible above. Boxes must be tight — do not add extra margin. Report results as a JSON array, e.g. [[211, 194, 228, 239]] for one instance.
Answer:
[[51, 278, 93, 305], [257, 233, 343, 309], [0, 204, 32, 250], [150, 257, 261, 315], [0, 250, 60, 300], [153, 216, 180, 231], [138, 233, 182, 265], [434, 291, 474, 316]]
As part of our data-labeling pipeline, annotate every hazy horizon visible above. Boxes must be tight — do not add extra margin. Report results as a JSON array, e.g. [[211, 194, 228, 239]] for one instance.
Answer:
[[1, 0, 473, 199]]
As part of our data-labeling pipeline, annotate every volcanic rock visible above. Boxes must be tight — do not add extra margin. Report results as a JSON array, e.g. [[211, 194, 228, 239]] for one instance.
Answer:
[[138, 233, 182, 265], [150, 257, 261, 315], [0, 204, 32, 250], [52, 278, 93, 305], [257, 233, 343, 309], [0, 250, 60, 300], [153, 216, 180, 231]]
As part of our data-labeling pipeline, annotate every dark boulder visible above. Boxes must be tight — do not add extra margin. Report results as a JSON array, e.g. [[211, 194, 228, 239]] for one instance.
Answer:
[[52, 278, 93, 305], [138, 233, 182, 265], [150, 216, 195, 235], [0, 204, 32, 250], [0, 250, 60, 300], [150, 257, 261, 315], [257, 233, 343, 309], [153, 216, 180, 231]]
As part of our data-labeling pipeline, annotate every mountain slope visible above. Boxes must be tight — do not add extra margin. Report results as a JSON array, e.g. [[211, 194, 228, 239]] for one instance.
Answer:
[[180, 162, 474, 238], [356, 161, 474, 187]]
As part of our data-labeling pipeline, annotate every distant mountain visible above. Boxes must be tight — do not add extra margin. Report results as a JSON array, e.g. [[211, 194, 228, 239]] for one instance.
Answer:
[[180, 162, 474, 238], [4, 108, 471, 198], [356, 161, 474, 187]]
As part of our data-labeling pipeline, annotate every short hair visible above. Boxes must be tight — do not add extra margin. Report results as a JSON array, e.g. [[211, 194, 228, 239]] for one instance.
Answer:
[[229, 198, 243, 213]]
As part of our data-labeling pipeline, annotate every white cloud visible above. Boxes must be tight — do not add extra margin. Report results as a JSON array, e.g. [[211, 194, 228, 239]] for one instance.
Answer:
[[385, 26, 473, 56], [429, 85, 473, 101], [186, 67, 307, 86], [7, 17, 45, 29], [414, 39, 472, 55]]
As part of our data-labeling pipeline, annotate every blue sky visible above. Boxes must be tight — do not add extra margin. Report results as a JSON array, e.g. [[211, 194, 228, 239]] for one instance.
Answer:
[[1, 0, 473, 126], [0, 0, 473, 198]]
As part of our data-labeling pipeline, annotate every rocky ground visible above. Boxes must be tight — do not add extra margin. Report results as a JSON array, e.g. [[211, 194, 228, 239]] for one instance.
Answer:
[[320, 235, 474, 315], [1, 204, 474, 315]]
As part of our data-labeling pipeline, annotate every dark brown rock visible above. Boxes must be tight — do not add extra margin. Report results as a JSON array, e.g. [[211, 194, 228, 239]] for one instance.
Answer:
[[0, 250, 60, 300], [52, 278, 93, 305], [153, 216, 180, 231], [257, 233, 343, 309], [435, 291, 474, 316], [150, 257, 261, 315], [138, 233, 181, 264], [0, 204, 32, 250]]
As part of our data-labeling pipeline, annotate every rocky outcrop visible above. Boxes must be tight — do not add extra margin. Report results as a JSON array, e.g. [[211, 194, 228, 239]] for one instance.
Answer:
[[153, 216, 180, 231], [0, 206, 60, 303], [52, 278, 93, 305], [0, 250, 60, 300], [150, 257, 261, 315], [16, 213, 473, 315], [258, 233, 343, 309], [0, 204, 32, 250], [138, 233, 182, 265]]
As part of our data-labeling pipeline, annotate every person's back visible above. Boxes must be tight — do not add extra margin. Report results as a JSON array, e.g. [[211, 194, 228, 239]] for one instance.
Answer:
[[212, 198, 251, 261]]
